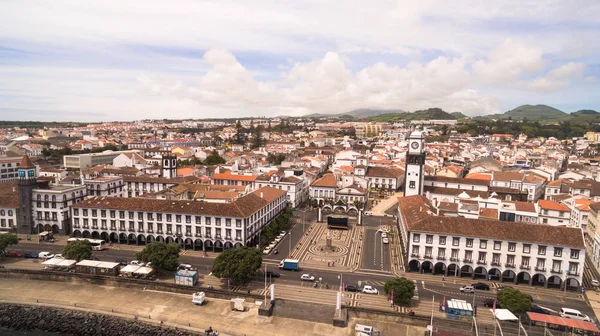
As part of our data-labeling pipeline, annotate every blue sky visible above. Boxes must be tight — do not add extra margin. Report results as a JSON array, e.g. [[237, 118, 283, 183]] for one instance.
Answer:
[[0, 1, 599, 121]]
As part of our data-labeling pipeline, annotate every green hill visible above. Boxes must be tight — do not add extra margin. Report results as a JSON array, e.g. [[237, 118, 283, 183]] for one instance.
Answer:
[[450, 112, 468, 119], [367, 107, 455, 122], [500, 104, 568, 121]]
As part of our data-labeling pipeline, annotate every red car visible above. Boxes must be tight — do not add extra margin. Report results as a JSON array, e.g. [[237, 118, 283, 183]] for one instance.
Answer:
[[7, 250, 23, 257]]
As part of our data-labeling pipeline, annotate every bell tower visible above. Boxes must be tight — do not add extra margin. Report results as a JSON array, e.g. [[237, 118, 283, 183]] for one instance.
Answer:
[[404, 131, 425, 197], [17, 155, 37, 234], [162, 155, 177, 179]]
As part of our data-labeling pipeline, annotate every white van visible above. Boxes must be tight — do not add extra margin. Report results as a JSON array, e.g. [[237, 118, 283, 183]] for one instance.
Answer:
[[355, 324, 374, 336], [560, 308, 592, 322]]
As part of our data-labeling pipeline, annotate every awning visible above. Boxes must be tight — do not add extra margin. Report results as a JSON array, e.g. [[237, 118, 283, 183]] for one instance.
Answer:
[[563, 318, 600, 333], [133, 267, 153, 275], [42, 258, 63, 265], [526, 312, 566, 326], [76, 260, 101, 267], [120, 265, 140, 273], [56, 259, 77, 267], [490, 309, 518, 321], [96, 262, 119, 269]]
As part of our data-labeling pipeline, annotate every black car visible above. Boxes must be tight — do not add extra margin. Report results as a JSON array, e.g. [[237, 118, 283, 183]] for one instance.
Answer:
[[483, 298, 500, 308], [23, 252, 38, 259], [344, 285, 359, 292], [529, 305, 549, 315], [472, 283, 490, 290], [266, 270, 280, 278], [115, 259, 127, 266], [86, 256, 99, 261]]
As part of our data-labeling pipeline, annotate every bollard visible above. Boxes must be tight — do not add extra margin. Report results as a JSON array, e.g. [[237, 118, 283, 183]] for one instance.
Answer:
[[149, 315, 151, 319], [74, 303, 76, 307]]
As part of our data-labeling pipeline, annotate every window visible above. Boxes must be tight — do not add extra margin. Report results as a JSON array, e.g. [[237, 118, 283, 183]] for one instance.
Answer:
[[110, 211, 115, 218], [147, 213, 154, 221], [506, 255, 515, 265], [464, 250, 472, 261], [226, 219, 231, 227], [425, 247, 432, 258], [186, 216, 191, 224], [494, 241, 501, 250], [196, 216, 201, 224], [426, 235, 433, 244], [480, 240, 487, 249], [205, 227, 211, 237], [478, 252, 486, 263], [552, 260, 562, 272], [92, 210, 97, 217], [554, 248, 563, 257], [569, 262, 579, 274], [205, 217, 211, 226], [542, 218, 548, 224], [409, 181, 416, 189], [438, 248, 446, 258], [523, 244, 531, 253], [176, 215, 181, 223], [119, 211, 125, 219], [157, 214, 162, 221], [439, 236, 446, 245], [411, 246, 420, 255], [74, 209, 79, 216], [129, 212, 134, 219], [451, 249, 459, 259], [413, 234, 420, 243], [166, 214, 172, 222], [536, 258, 545, 269], [236, 219, 242, 228], [216, 218, 221, 226], [508, 242, 516, 252], [570, 249, 579, 259], [466, 238, 473, 248], [129, 221, 135, 231], [521, 256, 530, 267], [452, 237, 460, 246], [492, 253, 500, 264]]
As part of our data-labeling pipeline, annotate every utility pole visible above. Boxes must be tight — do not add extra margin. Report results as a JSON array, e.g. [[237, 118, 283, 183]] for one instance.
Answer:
[[429, 295, 435, 336]]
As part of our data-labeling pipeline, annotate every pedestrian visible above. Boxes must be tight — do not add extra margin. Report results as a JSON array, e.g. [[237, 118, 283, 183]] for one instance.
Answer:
[[134, 315, 138, 321]]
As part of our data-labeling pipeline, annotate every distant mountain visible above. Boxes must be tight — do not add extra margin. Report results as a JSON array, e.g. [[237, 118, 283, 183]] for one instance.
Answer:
[[450, 112, 468, 119], [480, 104, 569, 121], [571, 109, 599, 116], [367, 107, 455, 122], [303, 108, 405, 119]]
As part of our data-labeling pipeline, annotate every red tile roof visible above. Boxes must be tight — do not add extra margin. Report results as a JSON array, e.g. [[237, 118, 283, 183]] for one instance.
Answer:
[[20, 155, 34, 169], [538, 200, 570, 212], [311, 173, 337, 188], [212, 171, 257, 182]]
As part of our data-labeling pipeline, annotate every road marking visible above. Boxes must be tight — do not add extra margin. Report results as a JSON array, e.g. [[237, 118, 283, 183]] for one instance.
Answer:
[[421, 281, 425, 286], [536, 295, 541, 300], [442, 283, 445, 287], [560, 298, 565, 303]]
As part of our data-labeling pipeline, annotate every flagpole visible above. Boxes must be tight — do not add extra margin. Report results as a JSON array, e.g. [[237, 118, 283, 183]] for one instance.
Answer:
[[429, 295, 434, 336], [264, 263, 267, 304]]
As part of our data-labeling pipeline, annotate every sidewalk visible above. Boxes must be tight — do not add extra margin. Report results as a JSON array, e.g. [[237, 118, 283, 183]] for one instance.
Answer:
[[371, 192, 402, 216]]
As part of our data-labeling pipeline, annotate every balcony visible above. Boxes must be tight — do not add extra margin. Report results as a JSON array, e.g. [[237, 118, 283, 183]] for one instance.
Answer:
[[491, 261, 501, 266], [195, 233, 202, 238], [215, 235, 222, 239], [147, 229, 153, 234], [82, 225, 90, 230], [535, 266, 546, 272], [450, 257, 459, 262], [166, 230, 173, 235], [520, 265, 531, 270], [411, 253, 420, 258], [424, 255, 433, 259], [185, 232, 192, 237], [205, 234, 212, 238], [92, 226, 98, 230], [550, 269, 562, 274], [73, 224, 80, 229], [101, 226, 108, 231], [568, 270, 579, 276], [505, 263, 515, 268], [463, 258, 473, 263], [225, 236, 232, 240], [477, 260, 487, 265], [157, 230, 163, 235], [437, 256, 446, 260], [235, 237, 242, 241]]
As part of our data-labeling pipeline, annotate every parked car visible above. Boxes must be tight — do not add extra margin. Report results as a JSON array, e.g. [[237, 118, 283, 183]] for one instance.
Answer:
[[266, 270, 280, 278], [344, 285, 359, 292], [472, 283, 490, 290], [483, 299, 499, 307], [300, 274, 315, 281], [85, 256, 99, 261], [592, 279, 600, 287], [381, 232, 387, 238], [497, 285, 511, 291], [530, 305, 550, 315], [130, 260, 145, 266], [560, 308, 592, 322], [115, 259, 127, 266], [364, 211, 372, 216], [7, 250, 23, 258], [24, 252, 38, 259], [382, 238, 389, 244], [362, 285, 379, 294], [38, 252, 54, 259], [54, 254, 64, 259], [460, 286, 474, 293]]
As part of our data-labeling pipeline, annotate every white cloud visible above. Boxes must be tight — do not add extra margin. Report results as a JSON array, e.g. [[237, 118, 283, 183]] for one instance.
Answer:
[[473, 39, 546, 84], [527, 62, 586, 92]]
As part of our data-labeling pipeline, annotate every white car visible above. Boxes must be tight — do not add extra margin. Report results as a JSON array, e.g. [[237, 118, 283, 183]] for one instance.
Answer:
[[592, 279, 599, 287], [280, 231, 286, 236], [262, 247, 272, 255], [381, 232, 387, 238], [54, 254, 64, 259], [460, 286, 474, 293], [560, 308, 592, 322], [300, 274, 315, 281], [38, 252, 54, 259], [130, 260, 145, 266], [362, 285, 379, 294], [382, 237, 389, 244]]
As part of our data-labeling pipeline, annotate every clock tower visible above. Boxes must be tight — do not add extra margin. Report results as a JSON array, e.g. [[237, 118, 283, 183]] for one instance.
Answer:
[[404, 130, 425, 197], [17, 155, 37, 234]]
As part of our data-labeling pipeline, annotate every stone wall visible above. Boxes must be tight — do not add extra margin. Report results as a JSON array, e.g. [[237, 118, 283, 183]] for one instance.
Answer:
[[0, 303, 198, 336]]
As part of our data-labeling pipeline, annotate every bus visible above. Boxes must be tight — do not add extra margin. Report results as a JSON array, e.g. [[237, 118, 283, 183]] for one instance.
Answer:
[[67, 238, 106, 251]]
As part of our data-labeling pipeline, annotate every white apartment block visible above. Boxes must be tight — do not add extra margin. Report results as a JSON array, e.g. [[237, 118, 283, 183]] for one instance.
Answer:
[[254, 171, 308, 208], [63, 150, 144, 170], [70, 186, 287, 250], [398, 195, 584, 289], [33, 184, 87, 234], [84, 176, 125, 198], [538, 200, 571, 226], [0, 204, 17, 233], [123, 176, 200, 198]]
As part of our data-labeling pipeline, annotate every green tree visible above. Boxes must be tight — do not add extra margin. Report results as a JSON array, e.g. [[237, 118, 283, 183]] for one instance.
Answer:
[[62, 240, 92, 261], [497, 287, 532, 315], [203, 150, 226, 165], [384, 277, 415, 305], [0, 234, 19, 258], [135, 242, 181, 272], [211, 246, 262, 284], [267, 153, 286, 165]]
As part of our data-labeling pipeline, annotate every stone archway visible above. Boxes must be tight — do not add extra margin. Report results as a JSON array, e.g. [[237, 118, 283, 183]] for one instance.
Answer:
[[447, 264, 459, 277], [502, 270, 516, 283], [184, 238, 193, 249], [532, 273, 546, 287], [156, 236, 165, 243], [421, 261, 433, 274], [37, 224, 44, 234], [82, 231, 91, 238], [127, 234, 136, 244], [72, 230, 82, 238], [91, 231, 100, 239], [214, 240, 224, 252], [547, 275, 562, 289], [408, 259, 420, 272], [434, 262, 446, 275], [147, 235, 155, 243], [100, 232, 109, 241], [119, 233, 127, 244], [474, 266, 488, 280], [566, 277, 581, 291], [109, 232, 118, 242], [488, 268, 501, 281], [137, 234, 146, 245], [234, 242, 243, 248], [460, 265, 473, 277], [204, 240, 213, 250], [347, 208, 358, 216], [165, 237, 174, 244], [224, 242, 234, 250], [516, 271, 531, 285], [51, 225, 59, 234], [194, 239, 203, 251]]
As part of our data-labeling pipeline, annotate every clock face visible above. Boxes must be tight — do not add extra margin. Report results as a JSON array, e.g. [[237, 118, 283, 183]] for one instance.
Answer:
[[411, 141, 419, 149]]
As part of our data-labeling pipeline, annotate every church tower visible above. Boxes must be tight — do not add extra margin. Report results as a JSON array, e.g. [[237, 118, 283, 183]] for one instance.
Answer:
[[404, 130, 425, 197], [162, 155, 177, 179], [17, 155, 37, 234]]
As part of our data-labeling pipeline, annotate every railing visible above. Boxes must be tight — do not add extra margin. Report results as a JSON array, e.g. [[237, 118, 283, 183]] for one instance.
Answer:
[[491, 261, 501, 266], [411, 253, 420, 258], [505, 263, 515, 268], [424, 255, 433, 259], [437, 256, 446, 260], [450, 257, 459, 262], [568, 270, 579, 276], [550, 269, 562, 274], [463, 258, 472, 263], [520, 265, 530, 270], [535, 266, 546, 272], [477, 260, 487, 265]]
